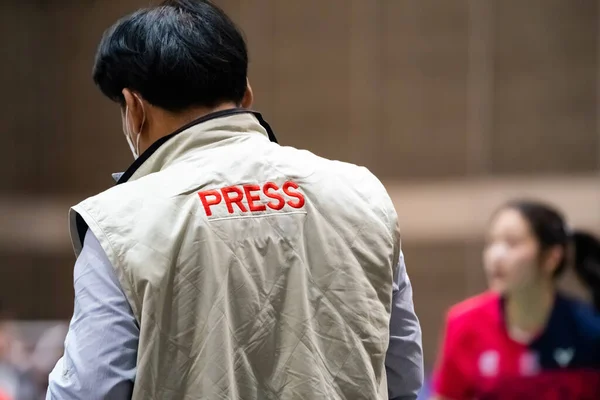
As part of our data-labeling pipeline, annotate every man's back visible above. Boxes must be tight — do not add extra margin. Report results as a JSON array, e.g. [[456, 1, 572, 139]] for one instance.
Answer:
[[70, 113, 400, 399], [47, 2, 421, 398]]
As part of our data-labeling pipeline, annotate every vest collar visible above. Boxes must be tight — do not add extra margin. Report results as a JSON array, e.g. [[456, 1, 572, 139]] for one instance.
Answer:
[[114, 109, 277, 185]]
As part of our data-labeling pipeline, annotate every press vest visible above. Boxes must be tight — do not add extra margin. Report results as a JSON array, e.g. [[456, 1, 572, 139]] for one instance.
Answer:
[[69, 110, 400, 400]]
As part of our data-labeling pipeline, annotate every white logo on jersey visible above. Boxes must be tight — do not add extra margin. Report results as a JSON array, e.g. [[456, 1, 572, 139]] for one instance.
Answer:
[[479, 350, 499, 377], [554, 348, 574, 367], [519, 351, 540, 376]]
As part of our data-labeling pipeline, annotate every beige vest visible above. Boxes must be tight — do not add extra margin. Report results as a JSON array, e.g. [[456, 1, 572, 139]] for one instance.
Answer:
[[69, 111, 400, 400]]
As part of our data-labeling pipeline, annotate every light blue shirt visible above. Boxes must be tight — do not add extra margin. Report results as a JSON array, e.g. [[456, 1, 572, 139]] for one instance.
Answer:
[[47, 231, 422, 399], [387, 252, 424, 400], [46, 231, 138, 400]]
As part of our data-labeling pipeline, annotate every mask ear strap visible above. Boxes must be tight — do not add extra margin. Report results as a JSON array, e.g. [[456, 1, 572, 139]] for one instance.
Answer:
[[124, 106, 130, 132], [133, 93, 146, 134], [135, 131, 142, 157], [132, 93, 146, 156]]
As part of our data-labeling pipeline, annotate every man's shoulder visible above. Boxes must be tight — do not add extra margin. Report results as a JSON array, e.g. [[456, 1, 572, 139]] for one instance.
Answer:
[[72, 172, 180, 242], [75, 180, 143, 212], [276, 145, 394, 211], [315, 157, 391, 203], [312, 157, 397, 229], [77, 168, 177, 207], [279, 146, 383, 186]]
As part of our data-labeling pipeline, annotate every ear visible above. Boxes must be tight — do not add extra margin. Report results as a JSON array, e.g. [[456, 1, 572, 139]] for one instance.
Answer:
[[122, 88, 146, 133], [543, 245, 564, 275], [241, 79, 254, 109]]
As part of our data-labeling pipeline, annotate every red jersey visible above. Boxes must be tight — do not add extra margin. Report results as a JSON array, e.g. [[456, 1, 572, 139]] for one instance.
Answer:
[[432, 292, 600, 400]]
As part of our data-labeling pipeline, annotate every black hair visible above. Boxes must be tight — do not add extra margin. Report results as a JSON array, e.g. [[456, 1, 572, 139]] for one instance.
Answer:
[[92, 0, 248, 112], [572, 231, 600, 311], [504, 200, 600, 311]]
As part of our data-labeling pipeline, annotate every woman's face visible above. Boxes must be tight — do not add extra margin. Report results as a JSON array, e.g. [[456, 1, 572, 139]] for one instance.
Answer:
[[483, 208, 542, 294]]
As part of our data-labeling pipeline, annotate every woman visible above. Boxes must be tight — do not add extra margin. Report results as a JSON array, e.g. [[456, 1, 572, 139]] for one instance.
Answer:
[[431, 200, 600, 400]]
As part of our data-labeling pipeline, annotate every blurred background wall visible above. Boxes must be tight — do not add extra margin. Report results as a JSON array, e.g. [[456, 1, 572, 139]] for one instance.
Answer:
[[0, 0, 599, 380]]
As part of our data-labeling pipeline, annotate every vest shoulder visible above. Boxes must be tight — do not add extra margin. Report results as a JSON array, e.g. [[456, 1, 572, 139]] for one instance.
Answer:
[[447, 291, 500, 326], [277, 146, 395, 215], [279, 146, 382, 185], [317, 158, 397, 232], [79, 179, 144, 204], [75, 177, 162, 222], [277, 148, 399, 240], [314, 156, 391, 203]]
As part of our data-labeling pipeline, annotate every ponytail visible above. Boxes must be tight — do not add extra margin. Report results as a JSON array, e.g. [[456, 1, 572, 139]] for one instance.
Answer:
[[572, 231, 600, 312]]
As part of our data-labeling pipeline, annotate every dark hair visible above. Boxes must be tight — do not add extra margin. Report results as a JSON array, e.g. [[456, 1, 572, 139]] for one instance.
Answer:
[[92, 0, 248, 112], [572, 231, 600, 311], [504, 200, 570, 276], [503, 200, 600, 311]]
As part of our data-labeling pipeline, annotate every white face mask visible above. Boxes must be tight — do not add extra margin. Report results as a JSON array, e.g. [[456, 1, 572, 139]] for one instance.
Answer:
[[123, 96, 146, 159]]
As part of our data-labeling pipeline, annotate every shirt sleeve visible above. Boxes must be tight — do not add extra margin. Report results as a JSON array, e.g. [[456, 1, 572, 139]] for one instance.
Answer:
[[431, 313, 469, 400], [46, 230, 139, 400], [385, 251, 424, 400]]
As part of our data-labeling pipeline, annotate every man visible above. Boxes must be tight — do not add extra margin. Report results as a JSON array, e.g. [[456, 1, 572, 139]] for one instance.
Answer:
[[47, 1, 423, 399]]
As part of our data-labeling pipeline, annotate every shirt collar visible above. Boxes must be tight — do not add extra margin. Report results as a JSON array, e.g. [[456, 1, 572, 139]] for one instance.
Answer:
[[113, 109, 277, 184]]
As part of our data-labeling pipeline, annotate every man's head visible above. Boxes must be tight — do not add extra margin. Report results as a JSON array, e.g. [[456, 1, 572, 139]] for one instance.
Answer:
[[93, 0, 253, 158]]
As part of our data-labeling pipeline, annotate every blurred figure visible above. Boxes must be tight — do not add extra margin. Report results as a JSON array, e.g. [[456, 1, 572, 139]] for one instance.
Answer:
[[0, 318, 15, 398], [46, 1, 422, 399], [431, 200, 600, 400], [29, 324, 67, 397], [0, 314, 38, 400]]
